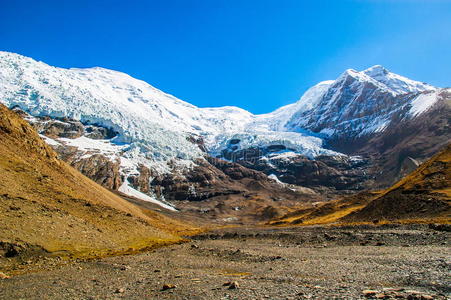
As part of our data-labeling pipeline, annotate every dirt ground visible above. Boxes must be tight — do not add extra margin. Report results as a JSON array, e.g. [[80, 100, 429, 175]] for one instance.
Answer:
[[0, 224, 449, 299]]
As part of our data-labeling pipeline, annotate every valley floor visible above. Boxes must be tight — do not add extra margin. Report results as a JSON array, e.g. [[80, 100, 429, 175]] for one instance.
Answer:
[[0, 225, 449, 299]]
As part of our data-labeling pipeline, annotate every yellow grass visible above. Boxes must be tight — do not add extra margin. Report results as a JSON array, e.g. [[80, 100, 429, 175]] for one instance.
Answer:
[[300, 205, 367, 225]]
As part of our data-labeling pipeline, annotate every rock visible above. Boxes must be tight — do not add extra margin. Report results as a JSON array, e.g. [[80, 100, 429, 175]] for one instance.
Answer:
[[382, 287, 405, 292], [224, 147, 371, 191], [129, 164, 153, 193], [227, 281, 239, 289], [375, 293, 389, 299], [405, 290, 421, 294], [120, 266, 130, 271], [420, 296, 433, 300], [428, 223, 451, 232], [69, 154, 122, 190], [38, 118, 85, 139], [362, 290, 378, 297], [115, 288, 125, 294], [162, 284, 176, 291], [0, 272, 10, 279], [223, 281, 240, 289]]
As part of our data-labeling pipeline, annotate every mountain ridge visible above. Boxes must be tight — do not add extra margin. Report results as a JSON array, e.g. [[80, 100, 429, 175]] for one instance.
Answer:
[[0, 51, 448, 213]]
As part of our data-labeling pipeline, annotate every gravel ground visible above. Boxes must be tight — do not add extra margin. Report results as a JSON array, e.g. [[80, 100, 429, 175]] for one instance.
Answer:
[[0, 225, 450, 299]]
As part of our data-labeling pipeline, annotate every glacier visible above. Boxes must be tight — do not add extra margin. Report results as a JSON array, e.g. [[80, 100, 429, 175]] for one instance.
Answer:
[[0, 52, 340, 167]]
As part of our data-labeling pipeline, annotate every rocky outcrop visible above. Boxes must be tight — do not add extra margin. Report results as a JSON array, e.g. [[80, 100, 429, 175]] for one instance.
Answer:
[[149, 158, 267, 201], [38, 140, 123, 191], [128, 165, 153, 194], [216, 143, 370, 192], [140, 155, 320, 223], [187, 135, 208, 152], [30, 116, 85, 139], [84, 125, 117, 140], [70, 154, 122, 190], [10, 109, 124, 190], [17, 109, 118, 140]]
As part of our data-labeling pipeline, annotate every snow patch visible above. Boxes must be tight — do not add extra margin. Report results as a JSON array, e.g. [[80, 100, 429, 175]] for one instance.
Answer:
[[409, 91, 438, 116], [268, 174, 284, 185], [39, 134, 61, 146], [58, 136, 128, 155], [118, 182, 177, 211]]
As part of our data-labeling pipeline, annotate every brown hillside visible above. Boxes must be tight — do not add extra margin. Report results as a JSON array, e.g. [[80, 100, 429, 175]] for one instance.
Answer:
[[0, 104, 195, 263], [343, 144, 451, 223], [269, 144, 450, 226]]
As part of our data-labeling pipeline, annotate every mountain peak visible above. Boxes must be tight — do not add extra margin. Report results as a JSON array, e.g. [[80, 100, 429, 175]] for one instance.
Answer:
[[342, 68, 359, 76], [336, 65, 435, 95], [341, 65, 391, 83], [363, 65, 389, 77]]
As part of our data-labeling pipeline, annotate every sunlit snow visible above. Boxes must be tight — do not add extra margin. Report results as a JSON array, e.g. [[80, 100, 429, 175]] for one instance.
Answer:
[[409, 91, 439, 116], [118, 182, 177, 211]]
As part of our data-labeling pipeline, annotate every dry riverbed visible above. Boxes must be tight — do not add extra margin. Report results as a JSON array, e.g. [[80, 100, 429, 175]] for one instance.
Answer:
[[0, 224, 450, 299]]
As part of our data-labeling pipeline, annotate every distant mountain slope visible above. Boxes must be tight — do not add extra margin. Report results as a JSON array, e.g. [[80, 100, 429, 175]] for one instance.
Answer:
[[0, 104, 194, 262], [348, 89, 451, 188], [230, 75, 449, 191]]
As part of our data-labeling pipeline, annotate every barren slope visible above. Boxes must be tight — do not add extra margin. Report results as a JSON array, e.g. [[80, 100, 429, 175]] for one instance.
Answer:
[[267, 191, 380, 226], [343, 144, 451, 223], [270, 145, 450, 226]]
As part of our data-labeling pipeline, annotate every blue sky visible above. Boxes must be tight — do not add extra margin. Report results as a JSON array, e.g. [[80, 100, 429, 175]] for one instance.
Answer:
[[1, 0, 450, 114]]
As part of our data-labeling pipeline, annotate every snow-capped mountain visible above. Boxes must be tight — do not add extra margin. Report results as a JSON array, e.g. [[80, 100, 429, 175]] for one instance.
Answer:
[[281, 65, 436, 138], [0, 51, 447, 208]]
